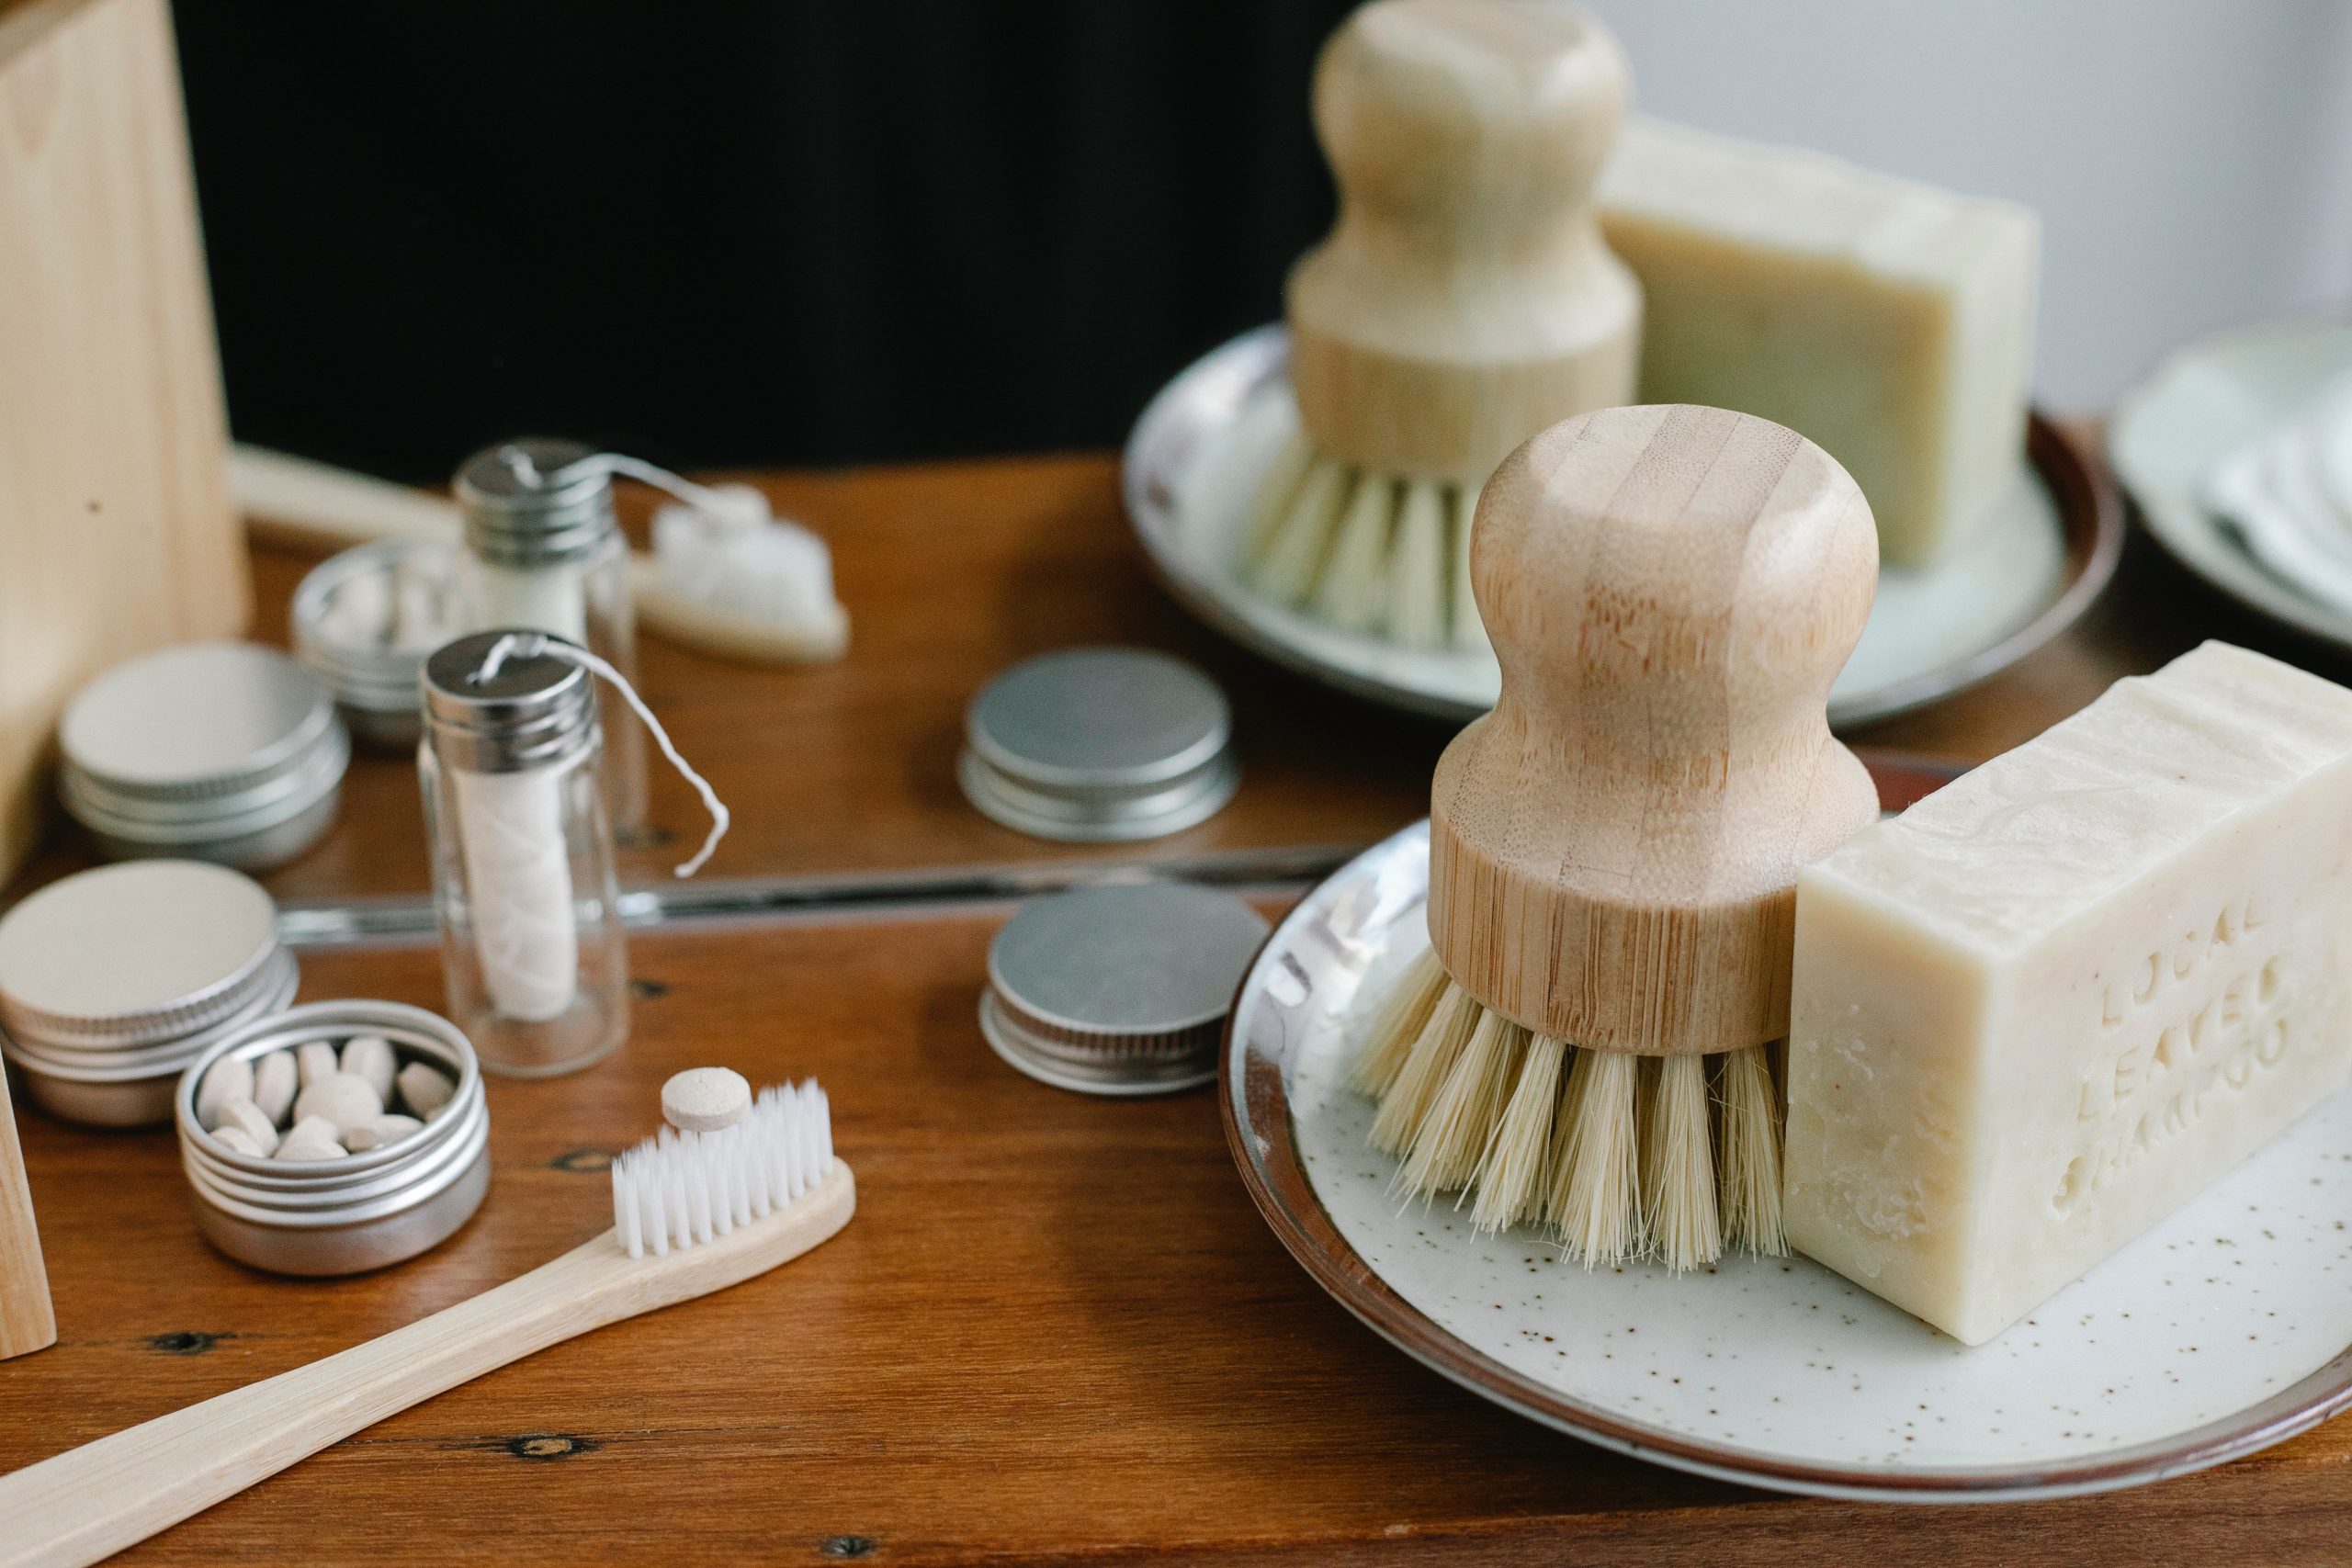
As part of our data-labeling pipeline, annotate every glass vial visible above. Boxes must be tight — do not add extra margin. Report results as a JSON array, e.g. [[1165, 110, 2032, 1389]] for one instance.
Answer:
[[453, 439, 650, 835], [420, 631, 628, 1077]]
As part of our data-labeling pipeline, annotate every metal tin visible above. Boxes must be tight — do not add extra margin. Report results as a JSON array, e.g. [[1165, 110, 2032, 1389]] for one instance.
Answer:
[[959, 648, 1238, 841], [0, 862, 300, 1126], [291, 536, 461, 749], [454, 437, 617, 568], [175, 1000, 491, 1276], [979, 881, 1270, 1095], [58, 641, 348, 870], [422, 630, 597, 774]]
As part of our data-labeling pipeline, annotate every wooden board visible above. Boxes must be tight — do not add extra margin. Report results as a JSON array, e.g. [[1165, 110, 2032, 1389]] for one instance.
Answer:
[[7, 913, 2352, 1565], [0, 0, 246, 884]]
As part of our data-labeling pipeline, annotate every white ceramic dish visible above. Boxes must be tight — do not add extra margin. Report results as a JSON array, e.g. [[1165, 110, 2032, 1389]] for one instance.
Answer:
[[1223, 814, 2352, 1502], [1128, 326, 2120, 730], [2111, 313, 2352, 650]]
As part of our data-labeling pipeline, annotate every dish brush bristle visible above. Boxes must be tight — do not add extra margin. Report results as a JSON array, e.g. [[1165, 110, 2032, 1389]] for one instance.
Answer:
[[1351, 944, 1450, 1100], [1367, 980, 1480, 1156], [1240, 441, 1487, 650], [611, 1080, 833, 1258], [1548, 1045, 1642, 1266], [1716, 1043, 1785, 1256], [1311, 472, 1397, 631], [1467, 1032, 1565, 1232], [1395, 1010, 1527, 1199], [1356, 964, 1787, 1270], [1643, 1055, 1722, 1272]]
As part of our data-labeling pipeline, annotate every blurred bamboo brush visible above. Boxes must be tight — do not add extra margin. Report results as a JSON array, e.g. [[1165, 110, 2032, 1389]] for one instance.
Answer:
[[1238, 0, 1641, 651]]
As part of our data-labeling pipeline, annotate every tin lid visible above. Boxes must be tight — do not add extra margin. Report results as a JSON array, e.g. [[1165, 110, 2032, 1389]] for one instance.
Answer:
[[421, 630, 598, 773], [58, 642, 348, 839], [958, 648, 1238, 841], [454, 438, 616, 567], [291, 536, 462, 711], [0, 861, 286, 1051], [979, 882, 1271, 1095]]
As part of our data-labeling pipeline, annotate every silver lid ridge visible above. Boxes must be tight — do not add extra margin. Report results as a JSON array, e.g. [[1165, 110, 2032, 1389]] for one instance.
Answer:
[[454, 437, 616, 568], [979, 882, 1270, 1096], [959, 648, 1238, 841], [422, 630, 598, 774]]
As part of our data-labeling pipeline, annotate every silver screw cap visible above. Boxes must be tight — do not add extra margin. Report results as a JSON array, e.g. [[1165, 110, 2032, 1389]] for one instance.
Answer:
[[980, 881, 1270, 1096], [958, 648, 1238, 841]]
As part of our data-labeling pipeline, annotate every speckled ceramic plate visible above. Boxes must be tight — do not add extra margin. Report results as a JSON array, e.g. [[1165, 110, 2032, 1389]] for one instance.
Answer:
[[2111, 313, 2352, 651], [1221, 781, 2352, 1503], [1126, 326, 2120, 731]]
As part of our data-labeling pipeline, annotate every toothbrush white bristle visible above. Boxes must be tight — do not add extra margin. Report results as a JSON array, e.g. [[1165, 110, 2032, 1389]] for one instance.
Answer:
[[611, 1079, 833, 1258]]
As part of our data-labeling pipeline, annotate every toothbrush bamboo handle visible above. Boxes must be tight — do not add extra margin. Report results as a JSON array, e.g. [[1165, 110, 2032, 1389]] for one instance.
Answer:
[[0, 1159, 854, 1568]]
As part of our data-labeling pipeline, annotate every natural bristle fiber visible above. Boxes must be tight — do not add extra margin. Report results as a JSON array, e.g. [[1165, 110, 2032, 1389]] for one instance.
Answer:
[[1350, 945, 1449, 1100], [1354, 966, 1787, 1270], [1238, 434, 1486, 651], [1717, 1043, 1785, 1256], [1395, 1009, 1527, 1200], [1643, 1055, 1721, 1272], [1549, 1044, 1642, 1265]]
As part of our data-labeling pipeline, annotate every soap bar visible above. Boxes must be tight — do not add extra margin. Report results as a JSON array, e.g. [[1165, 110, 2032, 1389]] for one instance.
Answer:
[[1597, 118, 2038, 568], [1786, 642, 2352, 1345]]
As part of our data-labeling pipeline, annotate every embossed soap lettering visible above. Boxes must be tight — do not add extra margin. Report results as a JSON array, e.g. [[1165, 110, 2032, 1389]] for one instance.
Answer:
[[2054, 961, 2291, 1214], [2098, 894, 2263, 1032], [2076, 955, 2280, 1125]]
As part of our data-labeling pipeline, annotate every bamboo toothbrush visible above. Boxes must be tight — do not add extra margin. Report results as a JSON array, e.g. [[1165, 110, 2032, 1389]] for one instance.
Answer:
[[1243, 0, 1641, 651], [1353, 404, 1879, 1269], [0, 1071, 852, 1568]]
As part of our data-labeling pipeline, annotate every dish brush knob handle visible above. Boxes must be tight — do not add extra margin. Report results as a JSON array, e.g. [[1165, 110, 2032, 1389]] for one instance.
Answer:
[[1287, 0, 1641, 482], [1428, 403, 1882, 1054]]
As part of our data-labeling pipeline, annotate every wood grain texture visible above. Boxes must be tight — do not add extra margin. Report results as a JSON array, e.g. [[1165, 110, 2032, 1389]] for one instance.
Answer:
[[1287, 0, 1641, 481], [0, 0, 245, 885], [5, 914, 2352, 1565], [1430, 407, 1880, 1051], [0, 1061, 54, 1359], [0, 1166, 854, 1568]]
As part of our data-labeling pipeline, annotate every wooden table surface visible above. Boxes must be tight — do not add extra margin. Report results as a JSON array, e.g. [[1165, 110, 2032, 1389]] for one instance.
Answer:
[[10, 437, 2352, 1564]]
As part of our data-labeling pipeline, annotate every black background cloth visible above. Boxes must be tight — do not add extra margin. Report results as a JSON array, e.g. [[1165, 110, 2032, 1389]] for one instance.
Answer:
[[175, 1, 1354, 484]]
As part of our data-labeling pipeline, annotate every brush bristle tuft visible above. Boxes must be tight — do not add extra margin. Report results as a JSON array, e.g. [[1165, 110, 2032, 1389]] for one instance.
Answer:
[[1644, 1055, 1721, 1272], [611, 1080, 833, 1258], [1238, 442, 1484, 648], [1717, 1043, 1785, 1256]]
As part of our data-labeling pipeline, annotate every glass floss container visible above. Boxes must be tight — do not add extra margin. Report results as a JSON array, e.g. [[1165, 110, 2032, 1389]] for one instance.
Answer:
[[453, 439, 649, 833], [420, 631, 628, 1077]]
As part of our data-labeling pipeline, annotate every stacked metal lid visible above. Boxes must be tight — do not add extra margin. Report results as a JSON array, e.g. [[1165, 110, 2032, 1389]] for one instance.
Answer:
[[980, 881, 1271, 1094], [0, 862, 299, 1126], [959, 648, 1238, 841], [58, 642, 347, 870]]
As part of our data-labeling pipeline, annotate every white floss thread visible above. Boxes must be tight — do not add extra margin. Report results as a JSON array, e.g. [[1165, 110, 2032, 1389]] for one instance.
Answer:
[[471, 631, 730, 877], [457, 633, 729, 1024]]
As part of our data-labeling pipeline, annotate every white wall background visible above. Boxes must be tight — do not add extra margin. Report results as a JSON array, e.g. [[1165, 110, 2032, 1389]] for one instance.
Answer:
[[1580, 0, 2352, 409]]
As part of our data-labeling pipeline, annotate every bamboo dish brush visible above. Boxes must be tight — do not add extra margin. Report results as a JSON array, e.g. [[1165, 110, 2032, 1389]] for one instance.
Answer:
[[1241, 0, 1641, 651], [0, 1071, 850, 1568], [1353, 404, 1880, 1269]]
